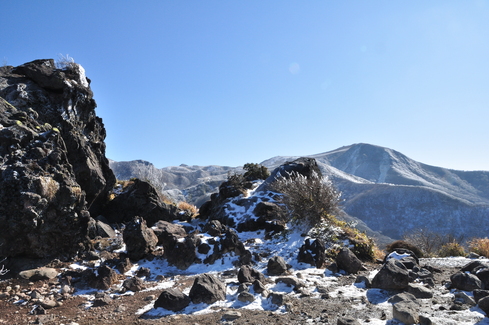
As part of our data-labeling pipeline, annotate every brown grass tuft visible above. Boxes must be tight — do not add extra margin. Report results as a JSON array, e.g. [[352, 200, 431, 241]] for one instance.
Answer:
[[469, 238, 489, 258], [177, 201, 198, 217]]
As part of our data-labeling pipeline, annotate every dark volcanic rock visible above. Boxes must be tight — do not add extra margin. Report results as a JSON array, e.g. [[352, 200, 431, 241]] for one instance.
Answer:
[[123, 217, 158, 260], [337, 317, 361, 325], [89, 265, 118, 290], [336, 248, 363, 274], [122, 277, 145, 292], [165, 232, 199, 270], [371, 259, 409, 290], [238, 265, 266, 284], [298, 238, 327, 268], [0, 59, 115, 259], [102, 179, 182, 225], [189, 273, 226, 304], [154, 288, 191, 311], [152, 220, 187, 250], [267, 256, 288, 276], [450, 272, 482, 291]]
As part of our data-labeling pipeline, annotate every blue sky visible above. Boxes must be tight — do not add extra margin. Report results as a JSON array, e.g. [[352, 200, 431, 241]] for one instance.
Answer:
[[2, 1, 489, 170]]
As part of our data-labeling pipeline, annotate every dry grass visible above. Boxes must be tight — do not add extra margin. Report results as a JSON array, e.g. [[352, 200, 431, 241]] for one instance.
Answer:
[[373, 246, 386, 261], [39, 177, 59, 201], [177, 201, 199, 217], [469, 238, 489, 257], [439, 242, 466, 257]]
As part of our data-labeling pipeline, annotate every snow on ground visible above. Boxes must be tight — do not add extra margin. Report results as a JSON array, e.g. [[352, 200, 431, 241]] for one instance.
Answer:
[[71, 184, 489, 324], [126, 217, 489, 325]]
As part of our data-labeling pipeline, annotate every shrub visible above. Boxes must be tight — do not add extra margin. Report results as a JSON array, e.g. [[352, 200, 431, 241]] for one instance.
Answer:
[[243, 163, 270, 181], [439, 242, 466, 257], [177, 201, 198, 217], [469, 238, 489, 257], [403, 228, 464, 257], [271, 171, 340, 227], [385, 240, 424, 258], [343, 225, 376, 261], [55, 54, 77, 70]]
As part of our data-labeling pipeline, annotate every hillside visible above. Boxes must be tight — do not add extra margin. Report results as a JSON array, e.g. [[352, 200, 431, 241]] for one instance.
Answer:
[[110, 143, 489, 242]]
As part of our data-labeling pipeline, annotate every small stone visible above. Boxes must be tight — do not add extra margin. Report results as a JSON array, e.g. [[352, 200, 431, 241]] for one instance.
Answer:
[[60, 285, 71, 294], [30, 290, 43, 299], [419, 315, 433, 325], [114, 305, 126, 312], [19, 268, 58, 281], [222, 311, 242, 321], [454, 291, 476, 306], [92, 293, 112, 307], [274, 276, 305, 289], [393, 301, 419, 324], [407, 283, 433, 299], [40, 299, 58, 309], [337, 316, 361, 325], [145, 295, 156, 301], [237, 291, 255, 303]]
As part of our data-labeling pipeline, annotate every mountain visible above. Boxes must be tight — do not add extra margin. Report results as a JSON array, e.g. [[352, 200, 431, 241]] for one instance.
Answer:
[[109, 159, 240, 206], [110, 143, 489, 243]]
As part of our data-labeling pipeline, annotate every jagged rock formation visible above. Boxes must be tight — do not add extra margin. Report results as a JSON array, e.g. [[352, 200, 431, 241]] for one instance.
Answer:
[[0, 59, 115, 258]]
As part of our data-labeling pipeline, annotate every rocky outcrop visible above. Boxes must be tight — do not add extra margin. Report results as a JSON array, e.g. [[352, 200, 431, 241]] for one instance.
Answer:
[[102, 179, 184, 225], [298, 238, 328, 268], [0, 59, 115, 259]]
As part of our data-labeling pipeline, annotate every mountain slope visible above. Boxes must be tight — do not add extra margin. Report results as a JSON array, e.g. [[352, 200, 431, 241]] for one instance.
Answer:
[[110, 143, 489, 242]]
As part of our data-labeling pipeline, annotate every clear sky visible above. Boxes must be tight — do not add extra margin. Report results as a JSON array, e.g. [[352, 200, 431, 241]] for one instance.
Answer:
[[2, 1, 489, 170]]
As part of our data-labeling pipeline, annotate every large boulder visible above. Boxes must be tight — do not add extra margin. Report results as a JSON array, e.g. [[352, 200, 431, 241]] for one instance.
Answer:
[[392, 301, 419, 324], [152, 220, 187, 248], [165, 233, 199, 270], [189, 274, 226, 304], [123, 217, 158, 260], [450, 272, 482, 291], [371, 259, 409, 290], [154, 288, 190, 312], [336, 248, 363, 274], [102, 179, 182, 225], [0, 59, 116, 259], [267, 256, 288, 276], [238, 265, 266, 284]]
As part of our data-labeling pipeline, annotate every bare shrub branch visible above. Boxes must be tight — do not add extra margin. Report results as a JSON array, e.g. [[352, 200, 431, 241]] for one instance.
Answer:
[[271, 171, 341, 227], [403, 228, 465, 257]]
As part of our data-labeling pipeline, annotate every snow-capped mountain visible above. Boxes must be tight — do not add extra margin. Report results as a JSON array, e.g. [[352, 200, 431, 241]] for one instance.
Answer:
[[110, 143, 489, 243]]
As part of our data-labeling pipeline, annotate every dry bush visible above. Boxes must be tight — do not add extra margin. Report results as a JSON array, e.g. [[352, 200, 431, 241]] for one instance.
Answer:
[[403, 228, 464, 257], [373, 246, 386, 261], [55, 54, 77, 70], [439, 242, 466, 257], [385, 240, 424, 258], [340, 224, 376, 261], [469, 238, 489, 257], [177, 201, 198, 217], [271, 171, 340, 227]]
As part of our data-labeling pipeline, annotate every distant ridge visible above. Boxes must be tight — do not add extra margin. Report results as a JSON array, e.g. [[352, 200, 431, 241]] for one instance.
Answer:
[[110, 143, 489, 244]]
